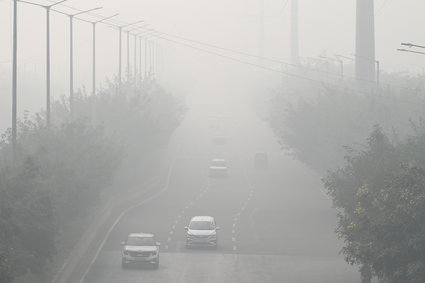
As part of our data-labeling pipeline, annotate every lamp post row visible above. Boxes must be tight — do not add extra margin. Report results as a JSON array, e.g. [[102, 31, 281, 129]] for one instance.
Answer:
[[18, 0, 67, 129], [11, 1, 161, 154], [52, 6, 103, 118]]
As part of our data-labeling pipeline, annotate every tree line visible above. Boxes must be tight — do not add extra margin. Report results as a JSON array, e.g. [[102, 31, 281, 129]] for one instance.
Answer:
[[0, 78, 186, 282], [268, 72, 425, 283]]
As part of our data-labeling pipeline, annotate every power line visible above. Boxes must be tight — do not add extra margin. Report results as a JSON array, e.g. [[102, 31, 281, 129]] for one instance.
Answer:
[[137, 27, 385, 85], [144, 31, 424, 106], [38, 0, 403, 91], [146, 31, 377, 95], [12, 0, 423, 107], [151, 27, 418, 92]]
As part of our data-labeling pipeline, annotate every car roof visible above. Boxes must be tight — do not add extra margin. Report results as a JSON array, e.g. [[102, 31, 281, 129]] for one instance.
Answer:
[[190, 216, 214, 222], [128, 232, 154, 238]]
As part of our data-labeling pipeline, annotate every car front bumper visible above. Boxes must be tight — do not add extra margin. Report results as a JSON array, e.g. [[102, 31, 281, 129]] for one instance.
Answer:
[[186, 236, 217, 246], [122, 253, 158, 264]]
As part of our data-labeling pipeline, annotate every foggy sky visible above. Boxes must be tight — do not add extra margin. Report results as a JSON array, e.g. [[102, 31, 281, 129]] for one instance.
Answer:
[[1, 0, 425, 131]]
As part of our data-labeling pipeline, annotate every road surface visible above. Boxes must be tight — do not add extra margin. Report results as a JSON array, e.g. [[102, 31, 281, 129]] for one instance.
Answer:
[[81, 105, 360, 283]]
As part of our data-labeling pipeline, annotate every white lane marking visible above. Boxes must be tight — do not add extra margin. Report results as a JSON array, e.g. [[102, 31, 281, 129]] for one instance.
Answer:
[[167, 237, 171, 242], [165, 245, 169, 250], [172, 225, 176, 230], [78, 153, 178, 283], [175, 220, 179, 224], [232, 237, 236, 242], [51, 259, 69, 283], [232, 229, 235, 234], [233, 246, 237, 251], [232, 223, 236, 228], [169, 231, 174, 235], [178, 215, 182, 219]]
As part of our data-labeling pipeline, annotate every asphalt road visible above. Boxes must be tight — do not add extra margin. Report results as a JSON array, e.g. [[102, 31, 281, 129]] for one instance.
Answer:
[[81, 106, 360, 283]]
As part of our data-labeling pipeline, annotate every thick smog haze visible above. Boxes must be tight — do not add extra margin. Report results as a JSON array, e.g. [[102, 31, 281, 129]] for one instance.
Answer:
[[2, 1, 425, 283], [1, 0, 425, 129]]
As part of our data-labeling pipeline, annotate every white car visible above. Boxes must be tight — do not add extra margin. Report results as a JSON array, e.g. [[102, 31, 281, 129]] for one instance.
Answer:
[[209, 158, 228, 177], [185, 216, 220, 248], [121, 233, 160, 269]]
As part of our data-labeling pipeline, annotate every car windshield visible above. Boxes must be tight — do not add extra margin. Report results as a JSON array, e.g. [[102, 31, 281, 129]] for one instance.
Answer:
[[126, 236, 156, 246], [189, 221, 215, 230]]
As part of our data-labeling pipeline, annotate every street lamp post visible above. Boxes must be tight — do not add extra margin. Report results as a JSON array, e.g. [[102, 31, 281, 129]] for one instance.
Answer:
[[12, 0, 17, 155], [151, 41, 155, 77], [54, 7, 103, 118], [115, 20, 144, 92], [18, 0, 68, 128], [139, 36, 142, 83], [397, 48, 425, 56], [145, 38, 148, 79], [124, 25, 144, 83], [134, 34, 137, 82], [126, 30, 130, 81], [137, 29, 160, 80], [85, 14, 119, 97], [133, 26, 151, 83]]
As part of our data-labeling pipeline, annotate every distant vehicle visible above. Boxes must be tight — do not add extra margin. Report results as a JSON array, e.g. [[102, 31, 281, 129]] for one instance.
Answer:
[[121, 233, 160, 269], [210, 135, 227, 145], [254, 152, 268, 168], [185, 216, 220, 248], [209, 158, 228, 177]]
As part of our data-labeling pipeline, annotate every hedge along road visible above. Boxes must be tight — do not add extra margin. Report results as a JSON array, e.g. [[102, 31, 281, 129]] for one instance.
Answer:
[[79, 105, 361, 283]]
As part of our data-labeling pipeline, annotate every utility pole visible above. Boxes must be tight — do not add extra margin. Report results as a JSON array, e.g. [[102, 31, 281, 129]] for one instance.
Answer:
[[291, 0, 299, 65], [12, 0, 17, 155], [355, 0, 376, 86]]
